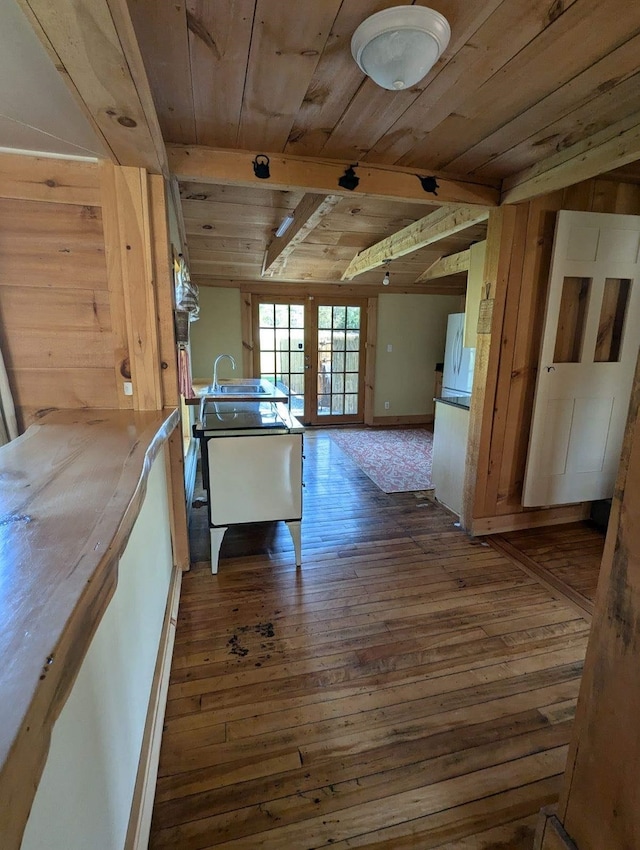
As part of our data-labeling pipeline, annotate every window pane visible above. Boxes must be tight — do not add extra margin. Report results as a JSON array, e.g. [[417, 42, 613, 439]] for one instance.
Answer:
[[345, 394, 358, 414], [290, 304, 304, 329], [290, 351, 304, 372], [331, 395, 344, 415], [318, 306, 332, 329], [346, 352, 359, 372], [289, 374, 304, 394], [332, 373, 344, 393], [595, 278, 631, 362], [333, 331, 345, 351], [275, 304, 289, 328], [259, 303, 274, 327], [260, 351, 275, 373], [279, 352, 289, 373], [347, 306, 360, 329], [333, 306, 346, 329], [260, 328, 275, 351], [290, 333, 304, 352], [346, 331, 360, 351], [554, 277, 591, 363], [332, 352, 345, 372], [345, 373, 359, 393]]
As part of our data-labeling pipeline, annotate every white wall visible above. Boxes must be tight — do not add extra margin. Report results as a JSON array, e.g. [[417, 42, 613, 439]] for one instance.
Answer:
[[374, 293, 460, 418], [21, 448, 174, 850], [190, 287, 243, 382]]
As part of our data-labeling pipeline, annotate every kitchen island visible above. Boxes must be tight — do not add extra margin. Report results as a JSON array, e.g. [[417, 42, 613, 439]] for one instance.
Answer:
[[0, 408, 181, 850], [194, 399, 304, 572]]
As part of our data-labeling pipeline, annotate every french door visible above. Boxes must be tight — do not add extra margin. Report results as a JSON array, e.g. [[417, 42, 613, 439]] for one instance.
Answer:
[[253, 296, 367, 425]]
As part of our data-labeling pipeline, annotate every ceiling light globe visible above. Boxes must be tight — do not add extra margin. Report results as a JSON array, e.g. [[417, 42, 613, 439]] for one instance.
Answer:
[[351, 6, 450, 91]]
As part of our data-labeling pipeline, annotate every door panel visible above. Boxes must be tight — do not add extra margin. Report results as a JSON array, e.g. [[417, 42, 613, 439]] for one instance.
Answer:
[[253, 297, 367, 425], [523, 210, 640, 507]]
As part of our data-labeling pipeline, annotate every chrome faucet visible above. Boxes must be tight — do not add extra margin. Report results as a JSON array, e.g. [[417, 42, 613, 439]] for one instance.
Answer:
[[213, 353, 236, 390]]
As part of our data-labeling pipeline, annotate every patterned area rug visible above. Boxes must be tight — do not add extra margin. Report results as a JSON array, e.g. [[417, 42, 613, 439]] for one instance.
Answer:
[[328, 427, 434, 493]]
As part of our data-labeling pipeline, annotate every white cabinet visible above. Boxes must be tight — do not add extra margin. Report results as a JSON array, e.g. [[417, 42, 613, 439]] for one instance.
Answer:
[[432, 400, 470, 516]]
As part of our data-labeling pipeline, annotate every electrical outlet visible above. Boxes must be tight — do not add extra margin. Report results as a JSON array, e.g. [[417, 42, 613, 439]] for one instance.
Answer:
[[384, 401, 390, 410], [123, 381, 133, 396], [387, 343, 393, 352]]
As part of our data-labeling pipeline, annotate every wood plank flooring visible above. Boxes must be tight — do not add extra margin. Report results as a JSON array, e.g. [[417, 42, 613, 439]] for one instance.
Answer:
[[492, 523, 605, 616], [150, 430, 593, 849]]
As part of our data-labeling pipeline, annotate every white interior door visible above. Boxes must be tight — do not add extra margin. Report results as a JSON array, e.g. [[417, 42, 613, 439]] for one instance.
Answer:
[[523, 210, 640, 507]]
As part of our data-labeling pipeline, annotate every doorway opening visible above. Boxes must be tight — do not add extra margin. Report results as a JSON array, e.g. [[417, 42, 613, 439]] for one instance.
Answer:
[[253, 296, 368, 425]]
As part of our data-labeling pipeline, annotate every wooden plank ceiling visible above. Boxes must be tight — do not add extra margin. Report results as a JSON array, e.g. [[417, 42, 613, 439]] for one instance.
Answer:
[[124, 0, 640, 289]]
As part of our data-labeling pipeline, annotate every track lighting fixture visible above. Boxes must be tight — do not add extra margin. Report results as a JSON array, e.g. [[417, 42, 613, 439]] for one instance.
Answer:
[[339, 164, 360, 191], [252, 154, 271, 179], [416, 175, 439, 195]]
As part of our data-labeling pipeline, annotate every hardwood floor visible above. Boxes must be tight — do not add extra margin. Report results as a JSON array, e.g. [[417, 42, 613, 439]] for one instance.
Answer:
[[491, 523, 605, 617], [150, 431, 592, 849]]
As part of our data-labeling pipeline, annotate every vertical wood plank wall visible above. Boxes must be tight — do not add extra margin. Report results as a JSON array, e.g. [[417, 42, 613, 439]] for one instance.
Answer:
[[468, 177, 640, 533], [0, 154, 181, 427], [0, 152, 188, 568]]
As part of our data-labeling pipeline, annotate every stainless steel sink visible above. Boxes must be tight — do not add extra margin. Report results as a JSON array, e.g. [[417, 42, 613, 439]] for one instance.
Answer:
[[215, 384, 266, 394]]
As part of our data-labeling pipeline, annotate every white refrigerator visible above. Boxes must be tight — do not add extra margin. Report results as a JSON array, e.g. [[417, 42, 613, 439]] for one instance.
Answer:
[[442, 313, 475, 398]]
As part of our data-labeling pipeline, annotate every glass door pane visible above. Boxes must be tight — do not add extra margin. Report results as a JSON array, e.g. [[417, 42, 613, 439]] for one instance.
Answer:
[[316, 303, 362, 420], [257, 301, 305, 416]]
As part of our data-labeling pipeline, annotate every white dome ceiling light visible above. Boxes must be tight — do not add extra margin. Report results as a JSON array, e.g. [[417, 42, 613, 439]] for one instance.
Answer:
[[351, 6, 450, 91]]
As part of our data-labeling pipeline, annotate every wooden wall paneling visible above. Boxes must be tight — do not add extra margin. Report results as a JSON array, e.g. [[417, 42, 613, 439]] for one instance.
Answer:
[[610, 180, 640, 214], [186, 0, 254, 148], [236, 0, 340, 152], [462, 206, 517, 529], [127, 0, 195, 144], [8, 369, 119, 429], [112, 166, 163, 410], [549, 352, 640, 849], [0, 198, 108, 290], [148, 175, 179, 408], [100, 163, 135, 408], [560, 179, 595, 212], [0, 188, 120, 428], [240, 291, 253, 376], [165, 428, 189, 572], [0, 153, 101, 206], [481, 203, 530, 515], [494, 192, 564, 515], [364, 296, 377, 426]]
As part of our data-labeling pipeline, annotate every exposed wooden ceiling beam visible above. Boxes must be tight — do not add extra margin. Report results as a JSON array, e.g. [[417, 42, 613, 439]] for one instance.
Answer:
[[18, 0, 167, 175], [167, 145, 500, 208], [501, 111, 640, 205], [262, 194, 341, 276], [416, 249, 471, 282], [341, 206, 489, 281], [192, 277, 467, 298]]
